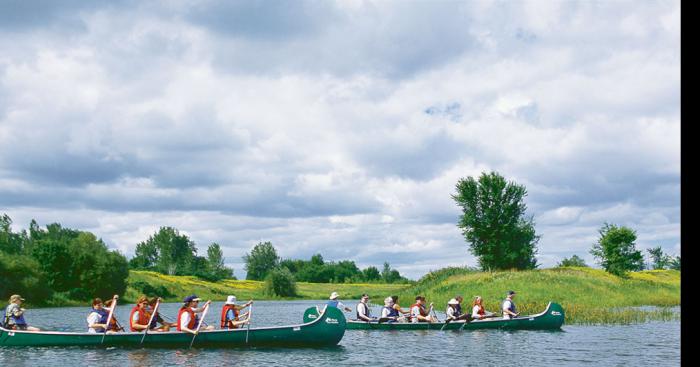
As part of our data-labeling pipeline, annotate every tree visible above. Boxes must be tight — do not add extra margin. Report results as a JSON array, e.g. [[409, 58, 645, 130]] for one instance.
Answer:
[[129, 227, 197, 275], [205, 243, 234, 280], [362, 266, 381, 282], [263, 267, 297, 297], [646, 246, 670, 270], [590, 223, 645, 276], [243, 241, 280, 280], [668, 255, 681, 270], [1, 214, 29, 254], [557, 255, 588, 267], [452, 171, 539, 270]]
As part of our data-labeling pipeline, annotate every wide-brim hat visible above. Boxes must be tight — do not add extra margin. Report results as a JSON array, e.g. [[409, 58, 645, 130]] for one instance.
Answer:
[[329, 292, 339, 300], [225, 295, 237, 305], [448, 298, 459, 305], [10, 294, 25, 302]]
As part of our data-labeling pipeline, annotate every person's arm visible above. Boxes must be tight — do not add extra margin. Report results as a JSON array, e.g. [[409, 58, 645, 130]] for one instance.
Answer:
[[87, 313, 108, 330], [179, 313, 196, 334], [338, 301, 351, 312], [356, 304, 370, 321], [502, 301, 518, 317], [193, 300, 212, 313], [131, 312, 149, 331]]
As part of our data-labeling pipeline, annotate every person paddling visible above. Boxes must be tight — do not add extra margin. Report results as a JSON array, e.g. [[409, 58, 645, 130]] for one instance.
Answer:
[[327, 292, 352, 312], [390, 295, 410, 321], [177, 295, 214, 334], [103, 298, 124, 332], [471, 296, 495, 320], [4, 294, 40, 331], [355, 294, 375, 322], [87, 297, 118, 333], [129, 295, 151, 332], [410, 296, 437, 323], [502, 290, 519, 320], [445, 297, 470, 322], [221, 295, 252, 329], [146, 297, 174, 331], [380, 297, 400, 322]]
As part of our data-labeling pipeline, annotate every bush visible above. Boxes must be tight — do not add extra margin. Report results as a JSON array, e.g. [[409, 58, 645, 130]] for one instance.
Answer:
[[263, 267, 297, 297]]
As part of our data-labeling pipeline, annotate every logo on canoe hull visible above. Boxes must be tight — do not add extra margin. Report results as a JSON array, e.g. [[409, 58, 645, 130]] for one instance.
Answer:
[[551, 311, 561, 316], [308, 314, 317, 319], [325, 318, 339, 324]]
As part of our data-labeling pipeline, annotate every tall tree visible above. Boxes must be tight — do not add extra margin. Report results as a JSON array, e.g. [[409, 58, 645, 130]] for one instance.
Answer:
[[590, 223, 645, 276], [452, 171, 539, 270], [243, 241, 280, 280], [206, 243, 234, 279], [646, 246, 670, 270], [130, 227, 197, 275]]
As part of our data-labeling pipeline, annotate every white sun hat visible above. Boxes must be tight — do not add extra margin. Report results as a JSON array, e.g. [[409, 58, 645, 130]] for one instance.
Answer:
[[448, 298, 459, 305], [329, 292, 339, 300], [225, 295, 237, 305]]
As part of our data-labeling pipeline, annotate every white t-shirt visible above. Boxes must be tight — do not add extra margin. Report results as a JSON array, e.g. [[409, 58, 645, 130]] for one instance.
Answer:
[[472, 305, 482, 318], [446, 306, 456, 318], [502, 300, 513, 319], [381, 307, 392, 318], [356, 303, 369, 318], [180, 310, 192, 330], [86, 312, 102, 333]]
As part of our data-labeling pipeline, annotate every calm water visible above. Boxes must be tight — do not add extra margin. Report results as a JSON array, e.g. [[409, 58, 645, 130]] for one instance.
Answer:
[[0, 301, 680, 366]]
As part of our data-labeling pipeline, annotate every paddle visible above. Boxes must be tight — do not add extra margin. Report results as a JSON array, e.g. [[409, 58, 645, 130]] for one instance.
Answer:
[[189, 302, 210, 348], [140, 298, 161, 345], [245, 302, 253, 344], [101, 295, 118, 344], [440, 316, 453, 331]]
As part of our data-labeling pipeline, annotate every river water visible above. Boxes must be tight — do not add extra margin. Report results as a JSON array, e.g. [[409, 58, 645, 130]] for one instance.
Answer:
[[0, 300, 680, 366]]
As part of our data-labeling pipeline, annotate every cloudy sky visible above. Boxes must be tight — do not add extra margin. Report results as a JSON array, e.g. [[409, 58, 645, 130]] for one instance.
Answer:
[[0, 0, 680, 279]]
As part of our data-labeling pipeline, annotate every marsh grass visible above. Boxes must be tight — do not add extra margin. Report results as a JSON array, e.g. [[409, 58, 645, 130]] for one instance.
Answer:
[[396, 267, 680, 325]]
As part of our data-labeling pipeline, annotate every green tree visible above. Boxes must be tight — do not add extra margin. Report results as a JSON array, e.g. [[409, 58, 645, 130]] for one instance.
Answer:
[[557, 255, 588, 267], [1, 214, 29, 254], [362, 266, 381, 282], [646, 246, 670, 270], [668, 255, 681, 270], [130, 227, 197, 275], [0, 252, 52, 303], [452, 171, 539, 270], [590, 223, 645, 276], [264, 267, 297, 297], [243, 241, 280, 280], [205, 243, 234, 280]]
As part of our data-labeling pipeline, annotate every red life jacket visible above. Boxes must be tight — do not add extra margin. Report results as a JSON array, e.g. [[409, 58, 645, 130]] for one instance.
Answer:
[[129, 306, 149, 332], [474, 304, 485, 316], [177, 307, 196, 331], [220, 304, 239, 328], [410, 303, 429, 316]]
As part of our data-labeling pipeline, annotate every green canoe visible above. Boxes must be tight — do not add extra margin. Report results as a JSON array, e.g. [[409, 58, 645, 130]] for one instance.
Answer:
[[0, 306, 346, 348], [305, 302, 564, 331]]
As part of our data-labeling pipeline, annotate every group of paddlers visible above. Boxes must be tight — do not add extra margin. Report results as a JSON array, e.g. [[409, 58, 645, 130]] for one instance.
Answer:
[[333, 290, 519, 323], [3, 293, 253, 334]]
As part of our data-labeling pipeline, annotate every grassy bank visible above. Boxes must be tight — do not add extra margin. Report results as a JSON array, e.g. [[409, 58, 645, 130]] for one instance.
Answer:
[[124, 270, 410, 304], [396, 267, 680, 325]]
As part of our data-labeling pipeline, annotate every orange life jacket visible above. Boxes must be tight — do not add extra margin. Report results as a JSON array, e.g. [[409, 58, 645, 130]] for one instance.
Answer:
[[177, 307, 196, 331], [410, 303, 429, 316], [220, 304, 239, 328], [129, 306, 149, 332]]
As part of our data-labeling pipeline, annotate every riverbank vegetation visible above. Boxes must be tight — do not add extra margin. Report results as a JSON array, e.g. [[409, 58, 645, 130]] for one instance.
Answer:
[[397, 266, 680, 325]]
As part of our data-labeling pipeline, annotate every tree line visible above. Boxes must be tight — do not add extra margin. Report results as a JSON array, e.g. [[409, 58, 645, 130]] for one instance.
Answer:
[[453, 171, 681, 277]]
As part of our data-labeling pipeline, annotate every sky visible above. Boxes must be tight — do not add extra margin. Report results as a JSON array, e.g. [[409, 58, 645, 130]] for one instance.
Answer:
[[0, 0, 680, 279]]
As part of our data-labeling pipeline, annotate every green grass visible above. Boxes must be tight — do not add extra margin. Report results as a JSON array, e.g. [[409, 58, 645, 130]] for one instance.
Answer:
[[396, 267, 680, 325], [125, 270, 410, 304]]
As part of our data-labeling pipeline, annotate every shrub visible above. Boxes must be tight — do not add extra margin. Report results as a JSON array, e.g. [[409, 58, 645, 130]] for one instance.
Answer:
[[263, 267, 297, 297]]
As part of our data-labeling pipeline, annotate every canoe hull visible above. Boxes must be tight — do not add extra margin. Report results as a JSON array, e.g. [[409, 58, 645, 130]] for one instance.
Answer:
[[0, 306, 346, 348], [307, 302, 564, 331]]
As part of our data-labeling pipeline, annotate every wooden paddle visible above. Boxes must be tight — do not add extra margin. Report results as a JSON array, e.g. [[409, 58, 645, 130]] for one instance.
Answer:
[[101, 295, 118, 344], [189, 302, 210, 348], [140, 298, 161, 345]]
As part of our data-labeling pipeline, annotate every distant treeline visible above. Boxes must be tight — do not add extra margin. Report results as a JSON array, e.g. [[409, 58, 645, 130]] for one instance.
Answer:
[[244, 241, 410, 284], [1, 214, 129, 304]]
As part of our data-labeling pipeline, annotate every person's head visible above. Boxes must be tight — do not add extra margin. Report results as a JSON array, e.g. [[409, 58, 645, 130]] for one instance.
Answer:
[[384, 296, 394, 307], [149, 297, 159, 307], [225, 295, 237, 305], [136, 295, 149, 309], [9, 294, 24, 305], [448, 298, 459, 308], [92, 297, 104, 309], [415, 296, 423, 304], [329, 292, 339, 300], [455, 295, 463, 303], [360, 294, 369, 303], [391, 295, 399, 303], [473, 296, 483, 306], [507, 290, 516, 299], [183, 294, 201, 307]]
